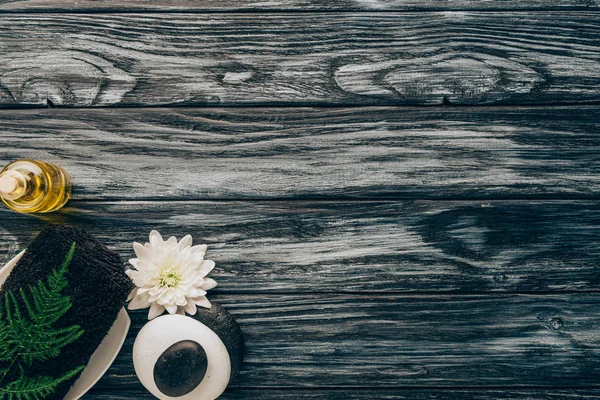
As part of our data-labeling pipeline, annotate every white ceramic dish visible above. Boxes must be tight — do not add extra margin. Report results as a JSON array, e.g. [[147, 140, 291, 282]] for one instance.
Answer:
[[1, 250, 131, 400]]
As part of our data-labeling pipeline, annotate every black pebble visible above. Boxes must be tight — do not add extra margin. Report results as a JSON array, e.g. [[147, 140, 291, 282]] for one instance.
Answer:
[[154, 340, 208, 397], [192, 302, 244, 383]]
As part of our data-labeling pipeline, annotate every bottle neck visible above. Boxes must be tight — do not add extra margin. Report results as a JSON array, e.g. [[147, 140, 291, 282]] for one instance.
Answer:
[[0, 170, 28, 201]]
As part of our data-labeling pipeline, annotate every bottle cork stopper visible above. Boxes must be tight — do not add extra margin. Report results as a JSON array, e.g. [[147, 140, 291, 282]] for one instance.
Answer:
[[0, 174, 17, 194], [0, 171, 25, 200]]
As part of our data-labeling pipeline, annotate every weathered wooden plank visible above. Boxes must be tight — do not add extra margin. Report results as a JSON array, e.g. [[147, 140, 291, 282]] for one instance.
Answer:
[[1, 106, 599, 200], [1, 0, 597, 12], [84, 388, 600, 399], [0, 13, 599, 106], [1, 200, 599, 293], [92, 294, 600, 388]]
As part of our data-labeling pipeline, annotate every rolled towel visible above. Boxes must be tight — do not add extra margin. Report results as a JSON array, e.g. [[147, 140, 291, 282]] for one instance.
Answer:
[[0, 225, 133, 400]]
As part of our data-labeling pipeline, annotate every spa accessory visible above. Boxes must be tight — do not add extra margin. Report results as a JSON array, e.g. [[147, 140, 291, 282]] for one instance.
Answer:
[[0, 251, 130, 400], [133, 303, 244, 400], [126, 230, 217, 320], [128, 230, 244, 399], [0, 225, 132, 400], [0, 159, 72, 213]]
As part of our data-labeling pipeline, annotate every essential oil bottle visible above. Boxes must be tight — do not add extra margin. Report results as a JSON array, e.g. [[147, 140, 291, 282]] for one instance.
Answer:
[[0, 159, 72, 213]]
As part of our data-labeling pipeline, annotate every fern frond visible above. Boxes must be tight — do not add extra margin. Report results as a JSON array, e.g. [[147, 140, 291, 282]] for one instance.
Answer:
[[0, 243, 83, 367], [24, 243, 75, 328], [1, 292, 27, 363], [0, 304, 10, 362], [0, 365, 84, 400], [0, 242, 85, 399]]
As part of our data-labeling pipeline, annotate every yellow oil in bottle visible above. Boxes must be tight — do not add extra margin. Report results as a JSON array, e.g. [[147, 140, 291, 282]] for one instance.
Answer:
[[0, 159, 71, 213]]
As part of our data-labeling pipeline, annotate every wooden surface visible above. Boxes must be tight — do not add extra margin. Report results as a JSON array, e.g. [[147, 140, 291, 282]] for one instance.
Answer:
[[1, 0, 599, 12], [0, 107, 598, 200], [1, 201, 600, 293], [0, 13, 599, 107], [84, 389, 600, 399], [0, 2, 598, 399], [95, 294, 600, 388]]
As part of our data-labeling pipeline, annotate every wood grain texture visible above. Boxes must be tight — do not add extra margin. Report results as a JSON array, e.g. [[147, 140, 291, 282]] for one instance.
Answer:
[[91, 294, 600, 388], [0, 13, 599, 106], [1, 106, 599, 200], [0, 0, 598, 12], [1, 200, 599, 293], [84, 388, 600, 399]]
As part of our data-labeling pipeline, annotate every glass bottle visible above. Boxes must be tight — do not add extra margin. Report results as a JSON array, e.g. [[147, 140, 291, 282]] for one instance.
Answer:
[[0, 159, 71, 213]]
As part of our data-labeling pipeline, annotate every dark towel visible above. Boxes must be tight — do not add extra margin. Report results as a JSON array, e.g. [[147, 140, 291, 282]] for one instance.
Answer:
[[0, 225, 133, 400]]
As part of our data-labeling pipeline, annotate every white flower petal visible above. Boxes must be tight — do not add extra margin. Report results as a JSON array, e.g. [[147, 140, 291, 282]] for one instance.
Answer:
[[131, 274, 152, 288], [187, 288, 207, 298], [126, 288, 138, 302], [128, 293, 151, 310], [165, 304, 178, 314], [159, 291, 175, 305], [149, 230, 164, 246], [148, 303, 165, 320], [184, 301, 197, 315], [201, 278, 217, 290], [190, 255, 205, 266], [130, 231, 216, 319], [133, 242, 152, 260], [192, 296, 212, 309], [199, 260, 215, 276], [178, 235, 193, 251], [178, 247, 193, 263], [178, 274, 196, 285], [191, 244, 208, 258], [145, 262, 161, 276], [137, 287, 151, 295], [148, 287, 161, 298]]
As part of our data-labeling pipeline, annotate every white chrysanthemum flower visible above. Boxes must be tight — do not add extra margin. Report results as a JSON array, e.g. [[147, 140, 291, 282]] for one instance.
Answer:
[[126, 230, 217, 320]]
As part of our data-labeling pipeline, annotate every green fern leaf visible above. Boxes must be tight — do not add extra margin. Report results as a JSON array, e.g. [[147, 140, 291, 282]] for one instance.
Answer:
[[0, 365, 84, 400], [0, 301, 10, 362], [0, 242, 85, 400]]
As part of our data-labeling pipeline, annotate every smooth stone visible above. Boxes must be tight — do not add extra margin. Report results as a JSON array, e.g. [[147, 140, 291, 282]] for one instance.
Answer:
[[153, 340, 208, 397], [192, 302, 244, 383]]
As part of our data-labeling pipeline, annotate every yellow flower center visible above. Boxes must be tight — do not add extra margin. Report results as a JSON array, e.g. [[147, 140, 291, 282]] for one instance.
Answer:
[[158, 266, 181, 288]]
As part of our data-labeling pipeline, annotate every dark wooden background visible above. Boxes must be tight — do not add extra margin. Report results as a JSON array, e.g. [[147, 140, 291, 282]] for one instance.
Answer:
[[0, 0, 599, 398]]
